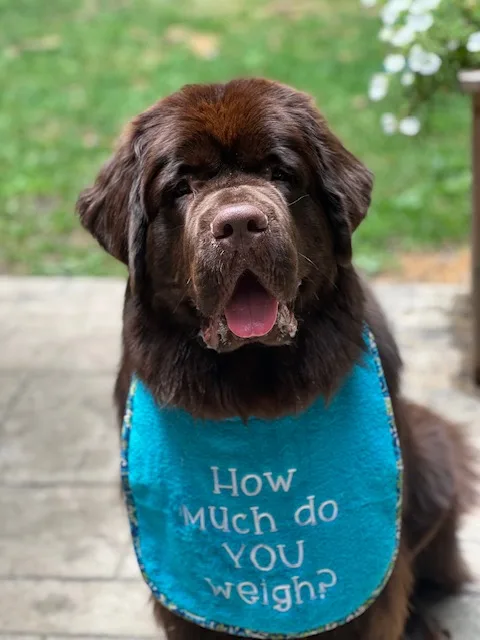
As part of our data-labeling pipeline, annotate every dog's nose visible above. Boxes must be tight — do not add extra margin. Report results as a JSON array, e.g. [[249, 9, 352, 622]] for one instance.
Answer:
[[211, 205, 268, 243]]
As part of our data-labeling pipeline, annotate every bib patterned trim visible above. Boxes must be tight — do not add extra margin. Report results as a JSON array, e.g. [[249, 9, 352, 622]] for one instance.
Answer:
[[120, 328, 403, 639]]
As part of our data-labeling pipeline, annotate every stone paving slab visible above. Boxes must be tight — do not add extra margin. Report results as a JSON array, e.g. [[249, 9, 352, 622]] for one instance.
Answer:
[[0, 373, 26, 415], [0, 277, 479, 639], [0, 579, 157, 637], [0, 485, 128, 578], [0, 278, 123, 373], [0, 373, 118, 484]]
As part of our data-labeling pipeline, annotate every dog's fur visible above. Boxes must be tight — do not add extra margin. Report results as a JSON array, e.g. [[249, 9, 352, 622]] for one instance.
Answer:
[[77, 78, 476, 639]]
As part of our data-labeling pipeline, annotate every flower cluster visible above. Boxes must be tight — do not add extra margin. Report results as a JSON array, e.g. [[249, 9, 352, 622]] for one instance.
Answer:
[[361, 0, 480, 135]]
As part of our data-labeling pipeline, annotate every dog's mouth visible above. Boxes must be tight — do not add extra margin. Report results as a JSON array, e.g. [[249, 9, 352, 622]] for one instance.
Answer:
[[200, 271, 298, 351], [224, 272, 279, 339]]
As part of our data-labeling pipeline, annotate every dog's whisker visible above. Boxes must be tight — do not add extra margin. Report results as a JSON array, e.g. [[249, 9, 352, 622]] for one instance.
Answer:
[[327, 272, 339, 291], [287, 194, 309, 207], [301, 276, 321, 301], [299, 253, 320, 271], [172, 288, 189, 314], [318, 269, 339, 291]]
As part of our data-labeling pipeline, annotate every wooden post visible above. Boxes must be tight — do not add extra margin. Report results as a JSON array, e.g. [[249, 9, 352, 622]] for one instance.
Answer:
[[459, 70, 480, 385]]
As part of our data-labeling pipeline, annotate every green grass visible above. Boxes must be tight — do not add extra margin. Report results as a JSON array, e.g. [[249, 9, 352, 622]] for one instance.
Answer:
[[0, 0, 473, 275]]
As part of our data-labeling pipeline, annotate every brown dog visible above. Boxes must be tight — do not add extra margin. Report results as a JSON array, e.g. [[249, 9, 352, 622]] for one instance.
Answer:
[[77, 78, 475, 640]]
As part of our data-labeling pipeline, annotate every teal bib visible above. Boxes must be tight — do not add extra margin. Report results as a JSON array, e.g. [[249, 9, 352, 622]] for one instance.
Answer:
[[121, 329, 402, 638]]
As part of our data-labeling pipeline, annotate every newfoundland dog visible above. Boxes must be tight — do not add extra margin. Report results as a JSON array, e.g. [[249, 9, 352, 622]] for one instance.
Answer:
[[77, 78, 475, 640]]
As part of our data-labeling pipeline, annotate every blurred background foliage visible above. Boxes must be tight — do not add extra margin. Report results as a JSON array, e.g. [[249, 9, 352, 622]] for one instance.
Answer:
[[0, 0, 472, 276], [363, 0, 480, 136]]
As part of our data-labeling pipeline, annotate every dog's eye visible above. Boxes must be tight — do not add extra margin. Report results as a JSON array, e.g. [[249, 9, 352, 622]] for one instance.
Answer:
[[174, 179, 192, 198], [270, 167, 291, 183]]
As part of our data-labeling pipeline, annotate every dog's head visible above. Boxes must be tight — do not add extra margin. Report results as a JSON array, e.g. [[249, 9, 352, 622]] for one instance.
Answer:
[[77, 79, 372, 352]]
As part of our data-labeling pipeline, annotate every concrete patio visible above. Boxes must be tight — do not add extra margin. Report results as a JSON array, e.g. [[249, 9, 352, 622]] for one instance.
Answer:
[[0, 276, 479, 640]]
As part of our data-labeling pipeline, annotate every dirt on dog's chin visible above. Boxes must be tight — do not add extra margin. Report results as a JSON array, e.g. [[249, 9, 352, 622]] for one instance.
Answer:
[[200, 303, 298, 352]]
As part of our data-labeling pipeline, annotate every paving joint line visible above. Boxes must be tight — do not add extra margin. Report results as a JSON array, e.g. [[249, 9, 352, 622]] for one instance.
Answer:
[[0, 575, 141, 583], [0, 633, 155, 639], [0, 481, 118, 488]]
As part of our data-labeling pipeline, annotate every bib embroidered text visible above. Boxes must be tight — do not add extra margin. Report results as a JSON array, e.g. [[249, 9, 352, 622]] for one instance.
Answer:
[[121, 329, 403, 638]]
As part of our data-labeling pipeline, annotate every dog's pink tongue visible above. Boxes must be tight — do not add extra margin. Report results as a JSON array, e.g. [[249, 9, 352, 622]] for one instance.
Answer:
[[224, 276, 278, 339]]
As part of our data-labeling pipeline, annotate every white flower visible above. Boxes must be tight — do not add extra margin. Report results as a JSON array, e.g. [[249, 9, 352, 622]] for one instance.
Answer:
[[391, 25, 416, 46], [406, 12, 434, 32], [389, 0, 412, 10], [467, 32, 480, 53], [379, 27, 394, 42], [447, 39, 460, 51], [381, 0, 412, 25], [409, 44, 442, 75], [401, 70, 415, 86], [384, 53, 406, 73], [419, 53, 441, 75], [360, 0, 377, 6], [381, 113, 398, 135], [368, 74, 389, 101], [409, 0, 441, 15], [369, 73, 389, 101], [381, 5, 398, 25], [399, 116, 421, 136]]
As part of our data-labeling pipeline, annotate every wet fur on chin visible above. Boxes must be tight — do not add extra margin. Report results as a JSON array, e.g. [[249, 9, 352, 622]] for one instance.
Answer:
[[76, 78, 477, 640]]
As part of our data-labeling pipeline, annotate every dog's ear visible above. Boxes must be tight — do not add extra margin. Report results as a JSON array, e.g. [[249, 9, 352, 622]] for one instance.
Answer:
[[297, 95, 374, 266], [76, 128, 148, 286]]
